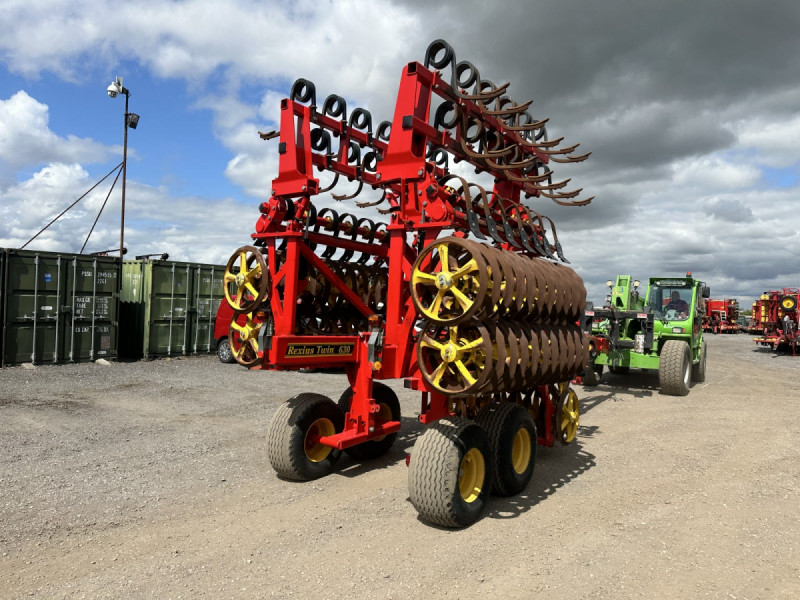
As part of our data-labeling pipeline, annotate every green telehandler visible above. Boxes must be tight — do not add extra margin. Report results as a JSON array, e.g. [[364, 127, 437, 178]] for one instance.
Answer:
[[582, 274, 710, 396]]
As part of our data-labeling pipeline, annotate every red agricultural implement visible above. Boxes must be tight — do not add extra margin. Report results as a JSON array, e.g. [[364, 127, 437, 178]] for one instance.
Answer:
[[749, 299, 764, 335], [702, 298, 739, 334], [223, 40, 592, 526], [753, 289, 800, 354]]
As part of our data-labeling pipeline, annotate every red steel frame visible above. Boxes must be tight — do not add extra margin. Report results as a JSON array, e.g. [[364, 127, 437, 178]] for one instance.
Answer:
[[248, 59, 571, 450]]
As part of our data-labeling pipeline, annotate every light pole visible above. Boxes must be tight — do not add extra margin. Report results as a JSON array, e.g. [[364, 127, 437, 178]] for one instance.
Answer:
[[106, 76, 139, 258]]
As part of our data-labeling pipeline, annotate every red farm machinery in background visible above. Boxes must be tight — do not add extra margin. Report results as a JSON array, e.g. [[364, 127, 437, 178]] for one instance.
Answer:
[[221, 40, 593, 526], [753, 288, 800, 354], [702, 298, 740, 334]]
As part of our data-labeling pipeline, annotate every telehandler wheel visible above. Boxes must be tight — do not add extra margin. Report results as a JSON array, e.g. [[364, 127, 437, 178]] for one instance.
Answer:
[[691, 340, 707, 383], [408, 417, 494, 528], [659, 340, 691, 396], [475, 403, 536, 496], [266, 393, 343, 480], [337, 382, 401, 460]]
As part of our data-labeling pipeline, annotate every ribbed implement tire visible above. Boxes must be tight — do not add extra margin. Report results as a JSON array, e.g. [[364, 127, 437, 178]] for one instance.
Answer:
[[266, 393, 343, 481], [659, 340, 691, 396], [475, 403, 536, 497], [408, 417, 494, 528], [337, 382, 401, 460], [692, 341, 707, 383]]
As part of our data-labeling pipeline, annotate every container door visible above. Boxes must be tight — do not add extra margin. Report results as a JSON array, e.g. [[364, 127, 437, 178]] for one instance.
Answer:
[[64, 256, 119, 362], [192, 265, 225, 354], [2, 251, 65, 365], [147, 262, 191, 357], [118, 260, 146, 359]]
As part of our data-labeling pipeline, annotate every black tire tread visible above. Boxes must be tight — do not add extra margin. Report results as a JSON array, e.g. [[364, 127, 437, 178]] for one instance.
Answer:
[[475, 402, 535, 496], [659, 340, 690, 396], [266, 393, 341, 480], [691, 340, 707, 382], [337, 382, 400, 460], [408, 417, 491, 528]]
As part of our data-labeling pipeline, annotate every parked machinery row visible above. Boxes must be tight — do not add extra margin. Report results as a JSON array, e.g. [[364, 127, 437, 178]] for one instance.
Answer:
[[702, 298, 740, 334], [752, 288, 800, 354], [222, 39, 593, 526]]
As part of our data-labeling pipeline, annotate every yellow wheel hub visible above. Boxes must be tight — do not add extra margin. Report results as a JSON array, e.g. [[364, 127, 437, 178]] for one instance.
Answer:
[[304, 418, 335, 462], [511, 428, 532, 474], [441, 343, 458, 363], [458, 448, 485, 503]]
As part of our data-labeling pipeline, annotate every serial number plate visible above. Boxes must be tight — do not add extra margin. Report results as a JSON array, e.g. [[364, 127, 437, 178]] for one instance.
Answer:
[[285, 343, 355, 358]]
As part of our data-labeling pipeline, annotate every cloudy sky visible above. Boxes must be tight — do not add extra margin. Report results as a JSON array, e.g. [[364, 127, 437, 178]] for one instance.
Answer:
[[1, 0, 799, 305]]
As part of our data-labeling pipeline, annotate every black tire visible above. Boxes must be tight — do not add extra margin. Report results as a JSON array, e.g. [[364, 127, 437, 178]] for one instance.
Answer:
[[266, 393, 343, 480], [609, 365, 630, 375], [408, 417, 494, 528], [659, 340, 691, 396], [582, 363, 602, 387], [216, 338, 235, 364], [475, 403, 536, 496], [692, 340, 707, 383], [337, 382, 400, 460]]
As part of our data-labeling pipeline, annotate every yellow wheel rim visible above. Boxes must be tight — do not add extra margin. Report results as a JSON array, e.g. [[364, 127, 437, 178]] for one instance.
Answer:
[[511, 428, 532, 475], [458, 448, 485, 503], [418, 325, 486, 393], [560, 390, 580, 444], [228, 313, 261, 366], [304, 418, 335, 462], [223, 246, 268, 312], [782, 297, 796, 310], [372, 403, 393, 442], [410, 240, 482, 322]]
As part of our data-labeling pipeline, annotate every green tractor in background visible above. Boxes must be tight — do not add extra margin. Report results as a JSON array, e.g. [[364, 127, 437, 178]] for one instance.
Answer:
[[582, 274, 710, 396]]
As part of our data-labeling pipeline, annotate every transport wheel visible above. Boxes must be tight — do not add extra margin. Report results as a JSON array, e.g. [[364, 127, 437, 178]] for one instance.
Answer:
[[691, 340, 707, 383], [224, 245, 270, 313], [475, 402, 536, 496], [659, 340, 691, 396], [266, 393, 343, 480], [609, 365, 629, 375], [216, 338, 235, 364], [555, 385, 580, 445], [408, 417, 494, 528], [781, 295, 797, 311], [337, 382, 401, 460]]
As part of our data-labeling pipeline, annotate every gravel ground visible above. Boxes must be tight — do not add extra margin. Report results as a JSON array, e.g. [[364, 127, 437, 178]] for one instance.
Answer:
[[1, 334, 799, 599]]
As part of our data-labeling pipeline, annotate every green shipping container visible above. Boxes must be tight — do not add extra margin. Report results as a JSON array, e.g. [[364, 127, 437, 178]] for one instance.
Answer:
[[1, 248, 120, 367], [119, 259, 226, 359]]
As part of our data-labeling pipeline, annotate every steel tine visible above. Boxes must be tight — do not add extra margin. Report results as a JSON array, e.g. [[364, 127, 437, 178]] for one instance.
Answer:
[[550, 152, 592, 163]]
